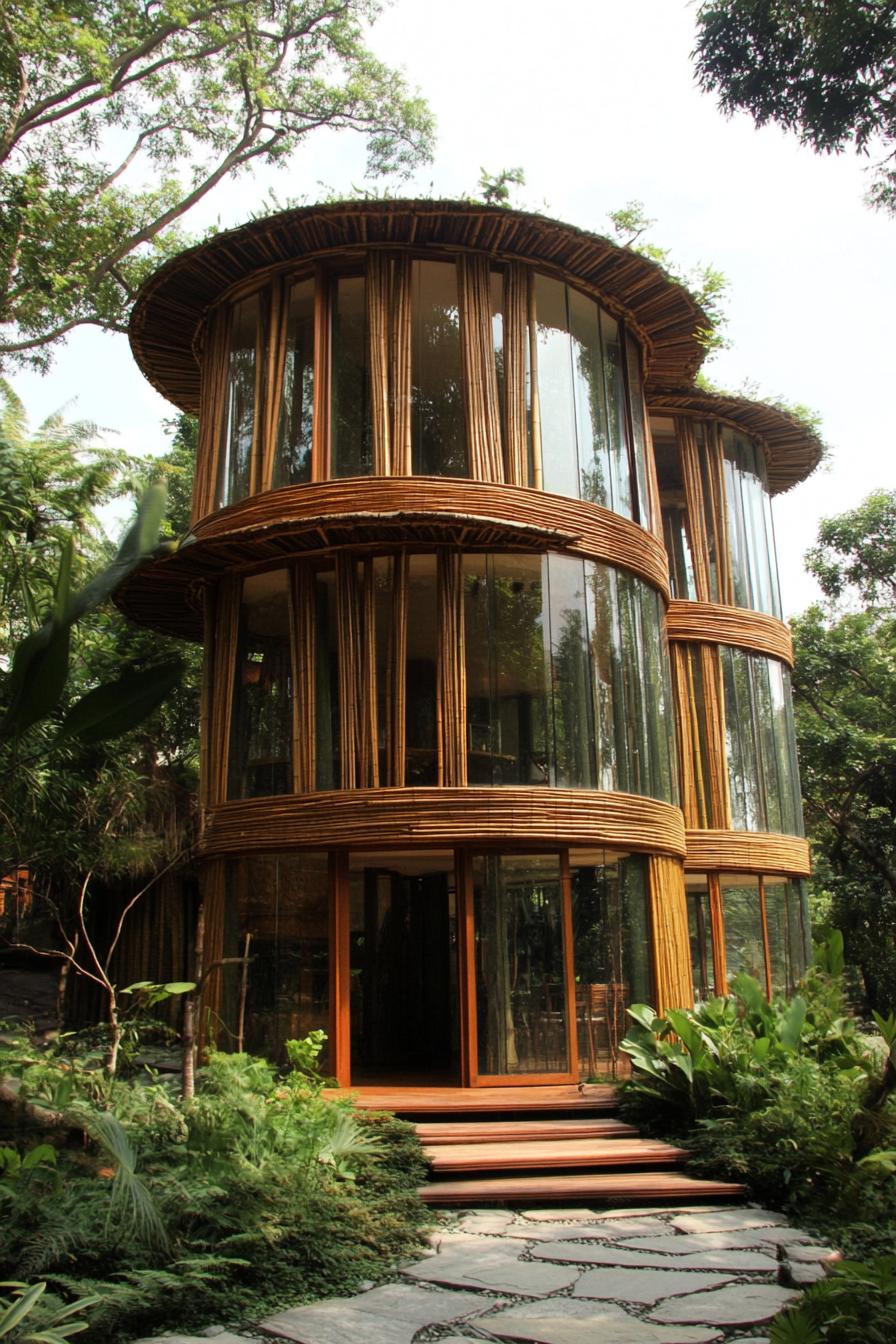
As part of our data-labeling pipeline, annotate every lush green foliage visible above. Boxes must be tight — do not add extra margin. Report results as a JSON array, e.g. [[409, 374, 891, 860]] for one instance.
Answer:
[[620, 960, 896, 1255], [792, 491, 896, 1014], [0, 2, 435, 368], [0, 1030, 431, 1342], [694, 1, 896, 213], [770, 1255, 896, 1344]]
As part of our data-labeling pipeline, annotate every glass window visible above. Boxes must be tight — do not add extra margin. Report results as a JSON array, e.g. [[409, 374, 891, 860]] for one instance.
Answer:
[[273, 279, 314, 488], [473, 853, 569, 1076], [411, 261, 467, 476], [221, 853, 330, 1067], [721, 874, 767, 985], [228, 570, 293, 799], [722, 428, 782, 617], [570, 850, 650, 1078], [349, 851, 458, 1080], [313, 568, 339, 791], [600, 311, 633, 520], [405, 554, 439, 784], [569, 288, 612, 509], [653, 416, 698, 600], [765, 878, 812, 994], [625, 331, 653, 532], [534, 276, 580, 500], [547, 553, 597, 788], [685, 875, 717, 1001], [218, 295, 258, 507], [721, 647, 804, 835], [331, 276, 371, 478], [464, 553, 551, 786]]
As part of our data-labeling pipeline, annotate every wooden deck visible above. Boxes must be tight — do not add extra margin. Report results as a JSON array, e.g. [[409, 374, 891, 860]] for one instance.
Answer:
[[324, 1083, 619, 1114]]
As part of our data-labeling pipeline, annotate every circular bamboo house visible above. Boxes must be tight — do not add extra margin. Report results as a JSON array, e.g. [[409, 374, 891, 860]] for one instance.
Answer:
[[117, 200, 821, 1086]]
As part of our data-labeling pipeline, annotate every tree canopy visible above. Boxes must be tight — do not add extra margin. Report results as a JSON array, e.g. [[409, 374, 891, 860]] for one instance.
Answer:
[[0, 1, 435, 368], [693, 1, 896, 212], [792, 490, 896, 1013]]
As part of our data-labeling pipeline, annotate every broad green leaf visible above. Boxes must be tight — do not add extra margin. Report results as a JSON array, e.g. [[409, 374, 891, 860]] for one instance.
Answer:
[[162, 982, 196, 995], [65, 485, 167, 624], [57, 659, 183, 744], [627, 1003, 659, 1030], [0, 1283, 46, 1338], [780, 996, 808, 1052], [0, 621, 71, 738]]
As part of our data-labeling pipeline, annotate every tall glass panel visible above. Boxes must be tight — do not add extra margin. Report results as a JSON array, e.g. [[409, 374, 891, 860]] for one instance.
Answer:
[[221, 853, 329, 1066], [653, 416, 698, 600], [764, 880, 795, 995], [568, 288, 611, 508], [473, 853, 569, 1076], [686, 876, 715, 1001], [585, 562, 620, 791], [547, 554, 597, 788], [411, 261, 467, 476], [722, 429, 782, 617], [349, 851, 457, 1081], [695, 422, 721, 602], [331, 276, 371, 478], [570, 850, 650, 1078], [228, 570, 292, 799], [625, 331, 652, 531], [218, 296, 258, 506], [721, 874, 767, 985], [534, 276, 579, 499], [463, 554, 550, 785], [405, 554, 438, 784], [273, 279, 314, 488], [721, 647, 804, 835], [600, 311, 634, 520], [313, 567, 339, 791]]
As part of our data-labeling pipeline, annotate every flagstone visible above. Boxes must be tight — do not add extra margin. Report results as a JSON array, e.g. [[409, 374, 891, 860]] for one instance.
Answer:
[[670, 1210, 788, 1234], [573, 1267, 736, 1304], [261, 1284, 498, 1344], [649, 1284, 799, 1327], [531, 1242, 778, 1272], [483, 1298, 723, 1344], [621, 1228, 808, 1254], [402, 1248, 580, 1296]]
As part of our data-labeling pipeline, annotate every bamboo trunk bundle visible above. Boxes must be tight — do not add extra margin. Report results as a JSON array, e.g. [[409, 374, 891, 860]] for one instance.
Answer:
[[359, 559, 380, 788], [387, 551, 409, 786], [648, 855, 694, 1013], [699, 642, 730, 828], [257, 278, 289, 492], [335, 555, 361, 789], [667, 600, 794, 665], [366, 252, 392, 476], [437, 550, 467, 786], [194, 306, 232, 518], [527, 271, 543, 489], [677, 416, 712, 602], [684, 828, 811, 876], [704, 422, 733, 605], [209, 578, 241, 805], [457, 254, 504, 484]]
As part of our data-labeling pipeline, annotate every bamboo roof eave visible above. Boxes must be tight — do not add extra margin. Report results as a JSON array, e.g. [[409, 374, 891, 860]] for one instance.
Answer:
[[646, 386, 824, 495], [128, 200, 711, 411]]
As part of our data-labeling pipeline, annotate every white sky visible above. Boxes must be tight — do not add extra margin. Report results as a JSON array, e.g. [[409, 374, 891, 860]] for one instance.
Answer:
[[11, 0, 895, 617]]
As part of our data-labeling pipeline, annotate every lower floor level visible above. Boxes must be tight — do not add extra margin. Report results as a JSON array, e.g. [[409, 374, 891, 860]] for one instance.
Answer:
[[197, 844, 811, 1088]]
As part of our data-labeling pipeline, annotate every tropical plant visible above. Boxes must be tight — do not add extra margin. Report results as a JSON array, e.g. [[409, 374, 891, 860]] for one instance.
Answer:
[[770, 1255, 896, 1344]]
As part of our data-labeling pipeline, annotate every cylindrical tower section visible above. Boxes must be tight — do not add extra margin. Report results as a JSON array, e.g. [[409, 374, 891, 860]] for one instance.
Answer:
[[647, 389, 822, 1003]]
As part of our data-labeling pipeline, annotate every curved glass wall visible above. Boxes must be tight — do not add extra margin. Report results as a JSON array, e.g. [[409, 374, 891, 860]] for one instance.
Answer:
[[223, 550, 676, 805], [687, 871, 810, 1001], [652, 414, 782, 617], [207, 255, 652, 527], [720, 647, 803, 835]]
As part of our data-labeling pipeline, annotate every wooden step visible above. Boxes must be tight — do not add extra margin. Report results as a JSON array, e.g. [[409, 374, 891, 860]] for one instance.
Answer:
[[425, 1137, 689, 1174], [416, 1117, 638, 1145], [326, 1083, 619, 1115], [419, 1170, 747, 1205]]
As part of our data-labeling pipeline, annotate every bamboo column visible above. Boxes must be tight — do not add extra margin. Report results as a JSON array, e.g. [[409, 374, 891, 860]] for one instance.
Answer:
[[437, 550, 467, 786], [290, 564, 317, 793], [503, 263, 529, 486], [390, 254, 412, 475], [194, 306, 232, 520], [257, 279, 289, 493], [677, 417, 712, 602], [387, 552, 409, 786], [648, 854, 694, 1013], [457, 254, 504, 483], [366, 253, 392, 476]]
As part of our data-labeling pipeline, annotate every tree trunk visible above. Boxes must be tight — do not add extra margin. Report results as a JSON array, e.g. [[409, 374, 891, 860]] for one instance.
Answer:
[[182, 903, 205, 1099]]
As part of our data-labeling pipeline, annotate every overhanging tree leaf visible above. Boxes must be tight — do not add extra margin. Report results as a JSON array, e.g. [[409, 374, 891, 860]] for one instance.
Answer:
[[58, 659, 184, 744]]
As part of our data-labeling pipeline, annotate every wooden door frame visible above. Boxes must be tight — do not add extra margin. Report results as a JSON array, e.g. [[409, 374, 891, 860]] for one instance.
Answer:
[[461, 847, 579, 1087]]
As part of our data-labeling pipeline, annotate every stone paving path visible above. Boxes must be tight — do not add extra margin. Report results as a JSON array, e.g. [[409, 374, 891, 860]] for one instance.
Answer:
[[139, 1204, 838, 1344]]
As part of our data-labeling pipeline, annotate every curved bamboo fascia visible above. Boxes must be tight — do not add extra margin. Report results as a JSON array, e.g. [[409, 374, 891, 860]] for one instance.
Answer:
[[684, 829, 810, 877], [199, 787, 686, 860], [667, 599, 794, 666], [114, 481, 672, 639]]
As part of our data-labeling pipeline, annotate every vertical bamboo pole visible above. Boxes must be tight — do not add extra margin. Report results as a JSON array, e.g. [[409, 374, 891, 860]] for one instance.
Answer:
[[388, 552, 409, 786], [311, 267, 331, 483], [329, 851, 351, 1087], [709, 873, 728, 996], [390, 254, 412, 476], [437, 551, 467, 786], [258, 279, 289, 493], [527, 271, 543, 490], [194, 305, 232, 521], [366, 252, 391, 476], [503, 263, 528, 486], [647, 855, 694, 1013], [455, 849, 477, 1087]]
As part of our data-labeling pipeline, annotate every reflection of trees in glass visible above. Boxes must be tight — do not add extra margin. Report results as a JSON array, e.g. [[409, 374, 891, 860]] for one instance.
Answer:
[[550, 596, 596, 789], [228, 582, 292, 799], [722, 881, 766, 982], [475, 855, 567, 1075], [331, 277, 372, 478], [274, 283, 314, 487], [722, 647, 803, 834], [571, 856, 649, 1076], [412, 263, 466, 476], [722, 429, 781, 617]]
